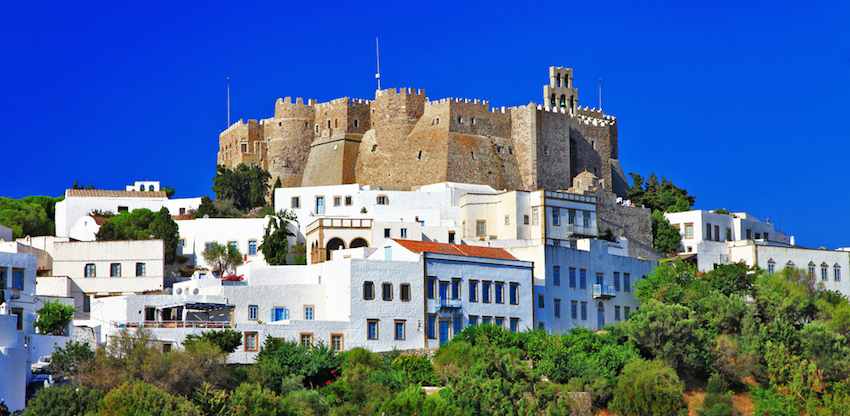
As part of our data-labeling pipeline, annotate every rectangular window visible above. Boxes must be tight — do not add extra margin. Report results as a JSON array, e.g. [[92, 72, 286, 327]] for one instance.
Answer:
[[291, 197, 300, 209], [768, 263, 775, 274], [110, 263, 121, 277], [300, 333, 313, 348], [524, 215, 530, 225], [178, 238, 185, 248], [427, 315, 436, 338], [363, 281, 374, 300], [271, 307, 289, 321], [755, 233, 761, 239], [316, 196, 325, 214], [427, 277, 436, 299], [583, 211, 591, 227], [453, 316, 462, 335], [538, 322, 545, 330], [83, 294, 91, 313], [367, 320, 379, 340], [568, 209, 576, 225], [581, 302, 587, 320], [482, 281, 491, 303], [614, 272, 620, 291], [553, 266, 560, 286], [580, 269, 587, 289], [228, 241, 238, 252], [836, 268, 841, 282], [118, 206, 128, 213], [495, 317, 504, 327], [823, 267, 829, 281], [448, 231, 456, 244], [249, 305, 258, 320], [304, 305, 314, 320], [205, 242, 213, 251], [469, 280, 478, 302], [532, 208, 539, 225], [615, 306, 621, 321], [624, 273, 631, 292], [554, 299, 561, 318], [726, 228, 732, 241], [510, 318, 519, 332], [395, 320, 406, 340], [135, 262, 146, 276], [451, 279, 461, 299], [685, 223, 694, 239], [571, 301, 578, 319], [495, 282, 504, 303], [625, 307, 631, 319], [469, 316, 479, 326], [400, 228, 408, 238], [505, 215, 510, 225], [345, 196, 353, 206], [569, 268, 576, 288], [248, 240, 257, 256], [245, 332, 258, 352], [510, 283, 518, 305], [552, 208, 560, 226], [382, 283, 393, 301], [482, 316, 491, 325], [765, 232, 769, 240], [384, 228, 391, 238], [476, 220, 486, 237], [706, 223, 712, 240], [331, 334, 344, 352], [145, 307, 156, 321], [333, 196, 341, 207], [809, 265, 816, 277], [714, 225, 720, 241], [400, 284, 410, 301], [377, 195, 388, 205], [85, 263, 96, 277], [746, 229, 752, 239]]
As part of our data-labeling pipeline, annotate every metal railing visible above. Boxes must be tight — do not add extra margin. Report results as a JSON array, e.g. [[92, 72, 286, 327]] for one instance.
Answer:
[[112, 320, 231, 329], [592, 284, 616, 298], [564, 224, 598, 237]]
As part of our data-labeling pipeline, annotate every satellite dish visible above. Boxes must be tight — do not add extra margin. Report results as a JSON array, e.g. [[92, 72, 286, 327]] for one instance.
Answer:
[[193, 288, 199, 295], [203, 214, 210, 219], [175, 287, 182, 295]]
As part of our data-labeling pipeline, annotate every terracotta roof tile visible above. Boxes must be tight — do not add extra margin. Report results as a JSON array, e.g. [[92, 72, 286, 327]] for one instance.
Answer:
[[67, 189, 168, 198], [392, 239, 518, 261]]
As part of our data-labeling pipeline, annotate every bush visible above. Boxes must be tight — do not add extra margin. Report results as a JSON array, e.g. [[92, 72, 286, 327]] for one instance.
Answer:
[[227, 383, 285, 416], [96, 381, 200, 416], [33, 299, 75, 335], [609, 359, 687, 416], [696, 373, 737, 416], [183, 329, 243, 354], [391, 354, 439, 386], [22, 384, 103, 416]]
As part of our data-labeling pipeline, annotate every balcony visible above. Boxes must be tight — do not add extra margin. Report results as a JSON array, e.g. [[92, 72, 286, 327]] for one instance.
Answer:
[[592, 284, 616, 300], [565, 224, 598, 237], [112, 320, 232, 329], [432, 297, 462, 312]]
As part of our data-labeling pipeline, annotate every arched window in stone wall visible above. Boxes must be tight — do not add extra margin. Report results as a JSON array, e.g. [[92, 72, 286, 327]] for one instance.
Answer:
[[550, 93, 556, 107], [556, 73, 561, 87], [140, 185, 145, 191], [560, 95, 566, 107]]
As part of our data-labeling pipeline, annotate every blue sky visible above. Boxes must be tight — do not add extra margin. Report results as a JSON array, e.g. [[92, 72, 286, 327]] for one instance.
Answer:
[[2, 1, 848, 248]]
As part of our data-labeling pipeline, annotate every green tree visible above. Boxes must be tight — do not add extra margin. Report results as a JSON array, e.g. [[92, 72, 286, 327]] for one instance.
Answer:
[[96, 207, 181, 264], [259, 210, 298, 265], [33, 299, 76, 335], [622, 299, 707, 375], [202, 241, 243, 277], [628, 173, 695, 213], [196, 195, 217, 218], [273, 177, 282, 190], [51, 340, 95, 379], [653, 210, 682, 254], [162, 186, 176, 198], [249, 337, 340, 393], [95, 381, 201, 416], [183, 329, 243, 354], [212, 164, 272, 211], [227, 383, 285, 416], [22, 384, 104, 416], [0, 196, 53, 238], [609, 359, 687, 416], [695, 373, 737, 416]]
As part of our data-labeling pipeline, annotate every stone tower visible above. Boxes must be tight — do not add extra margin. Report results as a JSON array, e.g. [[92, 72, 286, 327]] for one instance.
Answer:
[[543, 67, 578, 115]]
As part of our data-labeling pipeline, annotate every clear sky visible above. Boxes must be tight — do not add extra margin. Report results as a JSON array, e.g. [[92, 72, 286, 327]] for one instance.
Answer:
[[2, 1, 848, 248]]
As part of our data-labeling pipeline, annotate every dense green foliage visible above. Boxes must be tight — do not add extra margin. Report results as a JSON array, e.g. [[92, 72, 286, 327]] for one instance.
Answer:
[[212, 164, 272, 212], [609, 359, 687, 416], [33, 299, 76, 335], [202, 241, 243, 277], [0, 195, 63, 238], [259, 210, 298, 265], [51, 340, 96, 378], [184, 329, 243, 354], [95, 381, 201, 416], [96, 207, 180, 264], [628, 172, 694, 254], [249, 337, 340, 393], [21, 384, 104, 416]]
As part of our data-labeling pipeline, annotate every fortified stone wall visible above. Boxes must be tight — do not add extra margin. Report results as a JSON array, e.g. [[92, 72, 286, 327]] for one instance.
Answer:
[[594, 192, 659, 261], [536, 106, 573, 191], [267, 97, 316, 187], [218, 119, 264, 169]]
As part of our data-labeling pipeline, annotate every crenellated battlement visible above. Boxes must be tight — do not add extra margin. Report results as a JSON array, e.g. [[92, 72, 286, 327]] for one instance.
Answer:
[[376, 87, 425, 97]]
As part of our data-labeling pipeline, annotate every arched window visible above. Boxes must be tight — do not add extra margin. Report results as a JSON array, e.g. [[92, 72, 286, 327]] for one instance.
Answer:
[[556, 73, 561, 87], [326, 238, 346, 261], [550, 93, 556, 107], [597, 301, 604, 309], [350, 238, 368, 249], [140, 184, 145, 191], [767, 259, 775, 274], [560, 95, 566, 107]]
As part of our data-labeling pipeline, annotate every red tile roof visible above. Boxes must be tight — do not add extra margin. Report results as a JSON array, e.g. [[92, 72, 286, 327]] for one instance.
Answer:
[[392, 239, 518, 261]]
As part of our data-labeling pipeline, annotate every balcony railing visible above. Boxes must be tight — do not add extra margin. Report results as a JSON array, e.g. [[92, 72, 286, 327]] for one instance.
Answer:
[[432, 297, 462, 312], [564, 224, 598, 237], [592, 284, 616, 299], [112, 320, 231, 329]]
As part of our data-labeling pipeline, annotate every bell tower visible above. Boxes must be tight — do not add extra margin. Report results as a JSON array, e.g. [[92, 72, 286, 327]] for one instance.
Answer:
[[543, 66, 579, 115]]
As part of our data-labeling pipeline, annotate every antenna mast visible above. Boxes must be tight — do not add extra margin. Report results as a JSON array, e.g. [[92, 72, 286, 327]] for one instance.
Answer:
[[375, 37, 381, 91], [227, 77, 231, 127], [598, 78, 602, 110]]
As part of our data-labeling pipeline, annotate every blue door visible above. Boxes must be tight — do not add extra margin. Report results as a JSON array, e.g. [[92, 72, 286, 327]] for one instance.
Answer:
[[439, 321, 451, 345], [598, 308, 605, 330], [439, 282, 449, 300]]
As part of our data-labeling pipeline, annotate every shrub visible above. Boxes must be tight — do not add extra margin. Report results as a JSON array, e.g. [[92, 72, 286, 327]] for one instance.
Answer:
[[227, 383, 285, 416], [609, 359, 687, 416], [696, 373, 737, 416], [22, 384, 104, 416], [96, 381, 200, 416], [183, 329, 243, 354], [391, 354, 438, 386]]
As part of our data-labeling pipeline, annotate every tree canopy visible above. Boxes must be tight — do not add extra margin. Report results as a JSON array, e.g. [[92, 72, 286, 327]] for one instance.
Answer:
[[259, 210, 298, 265], [212, 164, 271, 212], [33, 299, 76, 336], [96, 207, 180, 264], [202, 241, 243, 277], [0, 195, 63, 238], [628, 173, 694, 254]]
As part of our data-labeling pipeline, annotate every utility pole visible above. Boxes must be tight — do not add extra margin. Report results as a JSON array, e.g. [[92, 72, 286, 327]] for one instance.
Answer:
[[599, 78, 602, 110], [376, 37, 381, 91], [227, 77, 231, 128]]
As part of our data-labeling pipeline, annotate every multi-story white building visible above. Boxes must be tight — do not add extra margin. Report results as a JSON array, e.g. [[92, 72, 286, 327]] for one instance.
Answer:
[[82, 239, 533, 362], [664, 210, 789, 271], [55, 182, 201, 239], [728, 240, 850, 294]]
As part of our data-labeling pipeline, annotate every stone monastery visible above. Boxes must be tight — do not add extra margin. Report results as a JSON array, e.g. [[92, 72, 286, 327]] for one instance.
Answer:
[[218, 67, 629, 197]]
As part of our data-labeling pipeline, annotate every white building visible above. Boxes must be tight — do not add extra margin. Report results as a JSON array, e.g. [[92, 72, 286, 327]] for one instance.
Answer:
[[0, 244, 71, 413], [83, 239, 533, 362], [664, 210, 789, 272], [51, 240, 166, 318], [729, 240, 850, 294], [55, 184, 202, 240]]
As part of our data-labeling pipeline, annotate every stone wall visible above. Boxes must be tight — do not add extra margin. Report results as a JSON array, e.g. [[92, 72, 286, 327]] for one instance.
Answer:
[[218, 119, 264, 169], [594, 192, 660, 261], [267, 97, 315, 187]]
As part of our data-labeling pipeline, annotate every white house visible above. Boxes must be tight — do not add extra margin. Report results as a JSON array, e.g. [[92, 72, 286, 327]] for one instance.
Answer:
[[728, 240, 850, 294], [665, 210, 790, 272], [55, 184, 202, 239], [0, 244, 71, 413]]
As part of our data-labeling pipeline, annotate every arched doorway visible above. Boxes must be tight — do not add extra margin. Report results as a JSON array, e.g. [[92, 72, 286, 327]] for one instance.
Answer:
[[326, 238, 346, 261], [350, 238, 368, 249]]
